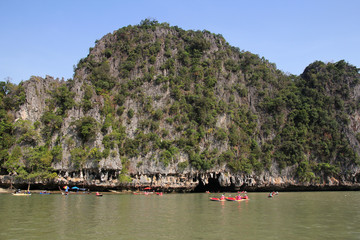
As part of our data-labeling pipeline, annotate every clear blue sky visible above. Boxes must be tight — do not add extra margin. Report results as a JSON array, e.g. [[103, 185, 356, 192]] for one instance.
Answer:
[[1, 0, 359, 84]]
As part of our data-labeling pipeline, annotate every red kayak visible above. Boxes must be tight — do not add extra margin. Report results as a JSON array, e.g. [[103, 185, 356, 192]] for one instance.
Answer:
[[225, 197, 236, 201], [225, 197, 245, 202], [225, 196, 249, 201], [210, 197, 226, 202]]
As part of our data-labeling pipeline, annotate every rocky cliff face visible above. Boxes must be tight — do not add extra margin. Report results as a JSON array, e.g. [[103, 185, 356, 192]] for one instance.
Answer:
[[2, 20, 360, 191]]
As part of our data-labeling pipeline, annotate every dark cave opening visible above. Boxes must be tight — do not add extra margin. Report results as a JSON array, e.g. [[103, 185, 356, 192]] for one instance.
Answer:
[[194, 176, 220, 192], [193, 174, 236, 193]]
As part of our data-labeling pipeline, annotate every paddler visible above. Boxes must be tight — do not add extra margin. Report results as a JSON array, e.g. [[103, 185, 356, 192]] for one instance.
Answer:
[[220, 194, 225, 200]]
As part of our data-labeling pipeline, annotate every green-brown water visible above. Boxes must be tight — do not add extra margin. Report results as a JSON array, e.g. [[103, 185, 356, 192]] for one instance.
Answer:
[[0, 191, 359, 239]]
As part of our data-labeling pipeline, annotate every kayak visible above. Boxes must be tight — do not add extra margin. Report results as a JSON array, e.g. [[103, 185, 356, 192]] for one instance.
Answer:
[[40, 191, 50, 194], [225, 197, 246, 202], [225, 197, 236, 201], [12, 193, 31, 196], [209, 197, 226, 202]]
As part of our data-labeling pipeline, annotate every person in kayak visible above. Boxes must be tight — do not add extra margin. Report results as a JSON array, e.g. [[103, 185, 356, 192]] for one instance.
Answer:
[[235, 194, 242, 200], [220, 194, 225, 200]]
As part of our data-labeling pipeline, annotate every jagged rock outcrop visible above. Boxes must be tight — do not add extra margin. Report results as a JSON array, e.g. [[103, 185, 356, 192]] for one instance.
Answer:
[[16, 76, 56, 123]]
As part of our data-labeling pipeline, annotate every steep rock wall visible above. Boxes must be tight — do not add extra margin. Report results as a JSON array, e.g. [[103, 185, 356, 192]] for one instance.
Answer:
[[2, 22, 360, 191]]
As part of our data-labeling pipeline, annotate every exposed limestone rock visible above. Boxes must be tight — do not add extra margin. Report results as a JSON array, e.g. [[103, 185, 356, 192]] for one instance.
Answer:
[[16, 76, 57, 123]]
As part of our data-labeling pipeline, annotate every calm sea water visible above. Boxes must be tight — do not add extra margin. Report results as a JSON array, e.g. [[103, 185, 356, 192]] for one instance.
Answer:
[[0, 191, 359, 240]]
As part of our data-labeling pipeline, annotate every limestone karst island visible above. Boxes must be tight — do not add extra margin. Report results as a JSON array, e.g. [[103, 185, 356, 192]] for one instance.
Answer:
[[1, 19, 360, 192]]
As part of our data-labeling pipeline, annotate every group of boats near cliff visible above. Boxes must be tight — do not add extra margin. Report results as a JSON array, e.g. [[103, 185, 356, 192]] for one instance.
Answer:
[[209, 191, 249, 202], [209, 191, 279, 202], [11, 185, 104, 197], [10, 186, 279, 199], [10, 186, 166, 197]]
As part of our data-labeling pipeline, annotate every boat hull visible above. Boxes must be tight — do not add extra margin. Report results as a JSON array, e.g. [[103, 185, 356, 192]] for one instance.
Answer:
[[225, 197, 244, 202], [209, 197, 225, 202], [12, 193, 31, 196]]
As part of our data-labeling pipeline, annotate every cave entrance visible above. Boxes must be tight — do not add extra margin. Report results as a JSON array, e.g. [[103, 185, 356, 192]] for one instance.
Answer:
[[194, 174, 223, 192], [193, 173, 240, 192]]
